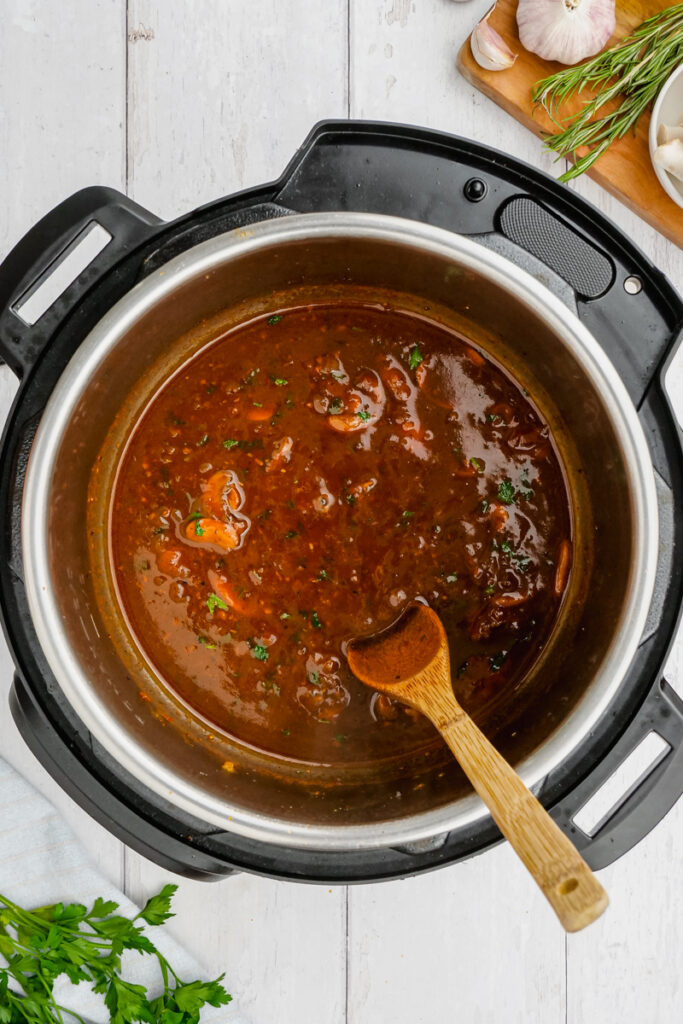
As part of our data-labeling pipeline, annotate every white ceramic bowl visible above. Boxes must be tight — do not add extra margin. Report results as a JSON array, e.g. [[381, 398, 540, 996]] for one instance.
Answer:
[[649, 63, 683, 210]]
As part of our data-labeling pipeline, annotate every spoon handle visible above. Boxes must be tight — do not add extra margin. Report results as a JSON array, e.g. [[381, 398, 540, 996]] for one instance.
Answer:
[[438, 705, 608, 932]]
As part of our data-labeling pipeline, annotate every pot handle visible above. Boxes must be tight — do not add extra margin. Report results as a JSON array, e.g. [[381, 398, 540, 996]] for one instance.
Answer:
[[0, 188, 161, 378], [552, 677, 683, 870]]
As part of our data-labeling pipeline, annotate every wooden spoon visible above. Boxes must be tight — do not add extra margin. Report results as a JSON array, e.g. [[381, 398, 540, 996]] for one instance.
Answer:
[[347, 603, 608, 932]]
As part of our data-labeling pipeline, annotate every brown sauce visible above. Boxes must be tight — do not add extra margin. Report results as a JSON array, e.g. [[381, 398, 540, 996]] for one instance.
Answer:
[[110, 303, 571, 765]]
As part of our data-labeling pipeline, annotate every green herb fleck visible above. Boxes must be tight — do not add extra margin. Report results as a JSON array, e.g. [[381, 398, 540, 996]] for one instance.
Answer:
[[311, 610, 323, 629], [357, 410, 371, 422], [328, 398, 343, 416], [490, 651, 507, 672], [249, 642, 269, 661], [308, 671, 320, 685], [280, 611, 291, 620], [223, 438, 240, 449], [207, 593, 229, 615], [485, 585, 496, 595], [346, 493, 357, 506], [497, 479, 516, 505], [153, 526, 167, 535], [252, 401, 263, 408], [470, 457, 484, 472], [272, 376, 288, 387], [243, 367, 260, 385], [282, 728, 290, 736], [198, 636, 217, 649], [331, 370, 346, 381], [409, 345, 424, 370], [285, 529, 298, 539], [335, 734, 348, 743], [402, 509, 414, 519], [267, 314, 283, 325], [317, 569, 331, 581]]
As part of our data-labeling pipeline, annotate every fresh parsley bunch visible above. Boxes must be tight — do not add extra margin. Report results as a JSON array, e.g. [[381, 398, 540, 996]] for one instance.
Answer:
[[0, 884, 230, 1023]]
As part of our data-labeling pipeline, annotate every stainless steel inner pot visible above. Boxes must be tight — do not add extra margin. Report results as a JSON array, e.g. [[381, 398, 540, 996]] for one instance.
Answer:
[[22, 213, 658, 851]]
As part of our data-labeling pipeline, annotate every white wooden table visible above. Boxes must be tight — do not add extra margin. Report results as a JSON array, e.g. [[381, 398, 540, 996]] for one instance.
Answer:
[[1, 3, 682, 1022]]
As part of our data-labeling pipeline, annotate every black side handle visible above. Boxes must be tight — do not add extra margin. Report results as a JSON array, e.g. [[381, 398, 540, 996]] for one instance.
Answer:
[[552, 678, 683, 870], [0, 187, 161, 378]]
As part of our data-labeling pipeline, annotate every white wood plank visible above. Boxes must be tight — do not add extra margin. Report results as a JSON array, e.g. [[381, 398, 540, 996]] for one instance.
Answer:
[[126, 0, 350, 220], [349, 0, 559, 174], [124, 856, 347, 1024], [0, 0, 127, 888], [347, 845, 566, 1024], [0, 0, 127, 254]]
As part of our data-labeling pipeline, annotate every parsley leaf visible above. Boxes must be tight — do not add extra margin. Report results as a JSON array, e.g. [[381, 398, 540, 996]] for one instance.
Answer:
[[409, 345, 424, 370], [497, 479, 516, 505], [223, 438, 240, 449], [249, 641, 269, 661], [357, 410, 371, 422], [138, 884, 177, 926], [328, 398, 343, 415], [267, 314, 283, 325], [311, 611, 323, 629], [207, 593, 229, 615]]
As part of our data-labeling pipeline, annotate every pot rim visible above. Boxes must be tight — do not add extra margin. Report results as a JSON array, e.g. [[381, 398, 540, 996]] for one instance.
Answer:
[[22, 212, 658, 851]]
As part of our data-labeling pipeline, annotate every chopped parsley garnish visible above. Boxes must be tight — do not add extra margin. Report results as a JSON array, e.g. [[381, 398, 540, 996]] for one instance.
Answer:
[[409, 345, 424, 370], [480, 499, 490, 514], [243, 367, 260, 385], [497, 479, 516, 505], [252, 401, 263, 408], [197, 636, 217, 649], [335, 734, 348, 743], [280, 611, 291, 620], [317, 569, 331, 581], [520, 474, 534, 500], [357, 410, 371, 422], [223, 438, 240, 449], [197, 433, 210, 446], [267, 314, 283, 325], [249, 641, 269, 661], [169, 413, 186, 426], [331, 370, 346, 381], [490, 651, 507, 672], [402, 509, 414, 519], [272, 377, 288, 387], [206, 384, 216, 395], [308, 671, 320, 686], [488, 412, 504, 424], [311, 610, 323, 629], [207, 593, 229, 615], [189, 511, 204, 537], [282, 728, 290, 736], [285, 529, 298, 539], [501, 540, 531, 573], [346, 493, 357, 506], [485, 585, 496, 595], [153, 526, 167, 535], [470, 457, 484, 471], [328, 398, 343, 415]]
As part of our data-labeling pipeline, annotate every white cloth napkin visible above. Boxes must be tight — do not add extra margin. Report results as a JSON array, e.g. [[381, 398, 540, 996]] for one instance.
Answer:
[[0, 757, 248, 1023]]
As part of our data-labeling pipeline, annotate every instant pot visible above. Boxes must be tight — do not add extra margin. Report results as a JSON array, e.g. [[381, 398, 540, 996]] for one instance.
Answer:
[[1, 121, 682, 882]]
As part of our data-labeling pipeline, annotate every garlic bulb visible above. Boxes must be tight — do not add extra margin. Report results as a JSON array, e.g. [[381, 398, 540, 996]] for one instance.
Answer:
[[471, 6, 517, 71], [517, 0, 616, 66], [654, 139, 683, 184]]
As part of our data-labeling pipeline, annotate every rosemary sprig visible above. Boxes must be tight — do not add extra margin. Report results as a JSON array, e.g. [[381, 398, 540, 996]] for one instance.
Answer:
[[533, 4, 683, 182]]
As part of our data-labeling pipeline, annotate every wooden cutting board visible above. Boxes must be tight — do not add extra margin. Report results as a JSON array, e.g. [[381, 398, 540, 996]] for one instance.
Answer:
[[457, 0, 683, 247]]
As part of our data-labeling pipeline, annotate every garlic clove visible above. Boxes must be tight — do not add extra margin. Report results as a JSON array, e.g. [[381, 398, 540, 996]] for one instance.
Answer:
[[654, 139, 683, 184], [517, 0, 616, 66], [658, 123, 683, 145], [471, 5, 517, 71]]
